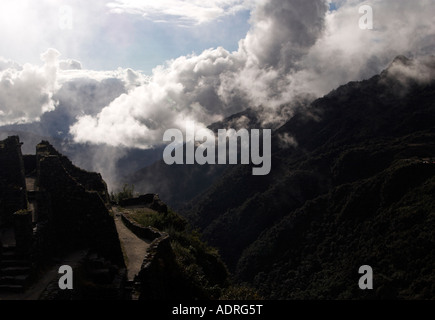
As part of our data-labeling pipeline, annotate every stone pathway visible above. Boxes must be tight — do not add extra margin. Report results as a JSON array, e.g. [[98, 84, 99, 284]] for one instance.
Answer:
[[25, 177, 36, 192], [25, 177, 37, 223], [112, 207, 151, 281]]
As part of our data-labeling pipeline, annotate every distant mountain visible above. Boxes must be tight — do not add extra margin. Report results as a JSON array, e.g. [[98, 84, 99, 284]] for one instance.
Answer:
[[0, 77, 165, 190], [130, 56, 435, 299], [124, 107, 270, 207], [0, 129, 165, 190]]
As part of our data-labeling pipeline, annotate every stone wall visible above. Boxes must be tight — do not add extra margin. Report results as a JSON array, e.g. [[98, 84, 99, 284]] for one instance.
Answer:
[[120, 213, 163, 241], [23, 155, 37, 176], [134, 234, 178, 300], [0, 137, 128, 296], [36, 141, 109, 203], [0, 136, 27, 226], [119, 194, 168, 214], [120, 212, 184, 300], [36, 141, 124, 267], [13, 210, 33, 254]]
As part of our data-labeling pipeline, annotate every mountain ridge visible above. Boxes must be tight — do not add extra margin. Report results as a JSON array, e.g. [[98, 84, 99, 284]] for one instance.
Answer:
[[177, 55, 435, 299]]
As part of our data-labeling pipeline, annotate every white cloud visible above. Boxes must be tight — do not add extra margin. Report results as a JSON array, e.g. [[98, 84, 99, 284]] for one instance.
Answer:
[[59, 59, 83, 71], [0, 57, 22, 72], [1, 0, 434, 151], [0, 49, 60, 125], [0, 48, 149, 127], [70, 0, 330, 148], [382, 55, 435, 87], [71, 47, 237, 148], [67, 0, 435, 149], [107, 0, 257, 25], [278, 133, 298, 149]]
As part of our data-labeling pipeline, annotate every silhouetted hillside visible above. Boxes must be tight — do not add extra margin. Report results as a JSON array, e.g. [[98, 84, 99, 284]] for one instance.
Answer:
[[125, 108, 268, 207], [130, 56, 435, 299]]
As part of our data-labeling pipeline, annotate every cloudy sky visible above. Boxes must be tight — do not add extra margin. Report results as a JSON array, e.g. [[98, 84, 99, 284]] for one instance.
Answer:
[[1, 0, 434, 150], [0, 0, 253, 72]]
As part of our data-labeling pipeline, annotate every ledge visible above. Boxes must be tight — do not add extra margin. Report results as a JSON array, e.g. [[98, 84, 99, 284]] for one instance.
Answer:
[[120, 212, 166, 242]]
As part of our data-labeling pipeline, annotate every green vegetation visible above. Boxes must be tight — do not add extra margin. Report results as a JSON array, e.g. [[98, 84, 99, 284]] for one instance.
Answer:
[[182, 69, 435, 299], [220, 285, 264, 300], [110, 184, 135, 203], [127, 207, 261, 300], [130, 207, 187, 233], [120, 59, 435, 299], [14, 209, 30, 215], [234, 159, 435, 299]]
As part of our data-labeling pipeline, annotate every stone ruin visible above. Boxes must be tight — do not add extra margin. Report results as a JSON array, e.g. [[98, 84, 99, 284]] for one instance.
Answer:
[[0, 136, 27, 227], [0, 136, 126, 297], [119, 194, 168, 214], [0, 136, 185, 300]]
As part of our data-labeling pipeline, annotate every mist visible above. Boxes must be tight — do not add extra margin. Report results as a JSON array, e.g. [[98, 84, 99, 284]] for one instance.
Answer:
[[1, 0, 434, 190]]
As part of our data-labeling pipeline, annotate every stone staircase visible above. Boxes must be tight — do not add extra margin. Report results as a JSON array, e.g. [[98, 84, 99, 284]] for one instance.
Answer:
[[0, 245, 32, 293]]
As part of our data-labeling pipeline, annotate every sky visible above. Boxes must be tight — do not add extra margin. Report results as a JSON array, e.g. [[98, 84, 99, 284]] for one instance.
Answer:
[[0, 0, 253, 73], [1, 0, 435, 151]]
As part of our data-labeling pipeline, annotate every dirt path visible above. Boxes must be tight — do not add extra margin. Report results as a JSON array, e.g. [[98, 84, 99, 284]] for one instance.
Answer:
[[25, 177, 36, 192], [113, 208, 151, 281]]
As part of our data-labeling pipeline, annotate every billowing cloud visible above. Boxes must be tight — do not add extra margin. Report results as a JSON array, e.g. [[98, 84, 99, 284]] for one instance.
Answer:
[[59, 59, 83, 71], [70, 46, 246, 148], [277, 133, 299, 149], [70, 0, 330, 147], [0, 48, 150, 129], [107, 0, 257, 25], [0, 58, 21, 72], [383, 55, 435, 85], [1, 0, 435, 152], [0, 49, 60, 125], [241, 0, 328, 71], [294, 0, 435, 93], [71, 0, 435, 149]]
